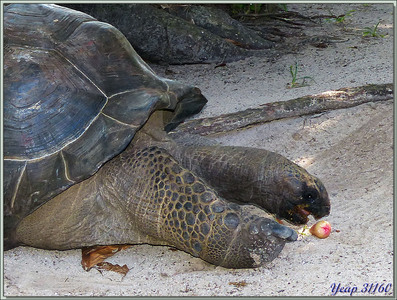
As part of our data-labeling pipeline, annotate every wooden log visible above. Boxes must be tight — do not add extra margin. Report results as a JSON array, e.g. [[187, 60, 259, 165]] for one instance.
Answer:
[[176, 83, 393, 136]]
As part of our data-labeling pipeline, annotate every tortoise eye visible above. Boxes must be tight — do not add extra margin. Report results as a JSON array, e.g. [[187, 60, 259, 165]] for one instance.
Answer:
[[304, 189, 318, 202]]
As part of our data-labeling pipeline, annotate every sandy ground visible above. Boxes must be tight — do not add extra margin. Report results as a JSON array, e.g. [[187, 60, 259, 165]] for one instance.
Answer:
[[2, 3, 394, 297]]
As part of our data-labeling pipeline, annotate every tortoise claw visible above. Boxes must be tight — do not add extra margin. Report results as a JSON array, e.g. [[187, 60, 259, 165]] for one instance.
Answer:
[[249, 218, 298, 242], [270, 222, 298, 241]]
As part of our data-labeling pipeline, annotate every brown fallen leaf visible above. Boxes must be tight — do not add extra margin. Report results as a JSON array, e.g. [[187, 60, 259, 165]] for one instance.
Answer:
[[94, 262, 130, 277], [81, 245, 131, 271], [229, 281, 248, 288]]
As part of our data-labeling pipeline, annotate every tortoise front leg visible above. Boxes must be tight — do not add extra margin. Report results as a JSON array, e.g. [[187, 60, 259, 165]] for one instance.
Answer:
[[114, 145, 298, 268], [172, 145, 330, 225], [16, 144, 297, 269]]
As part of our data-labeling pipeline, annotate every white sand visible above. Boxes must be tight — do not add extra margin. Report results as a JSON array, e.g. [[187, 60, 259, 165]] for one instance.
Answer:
[[3, 3, 394, 297]]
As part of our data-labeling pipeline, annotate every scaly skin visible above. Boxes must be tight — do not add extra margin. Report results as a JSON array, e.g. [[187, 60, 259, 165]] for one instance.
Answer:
[[15, 111, 329, 268], [16, 143, 297, 268], [171, 145, 330, 225]]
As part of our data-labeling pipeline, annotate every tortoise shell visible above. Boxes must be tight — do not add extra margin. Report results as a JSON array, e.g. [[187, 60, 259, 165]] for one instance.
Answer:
[[4, 4, 207, 238]]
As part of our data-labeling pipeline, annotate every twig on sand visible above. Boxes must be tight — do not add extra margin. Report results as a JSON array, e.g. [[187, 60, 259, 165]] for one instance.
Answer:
[[176, 83, 393, 136]]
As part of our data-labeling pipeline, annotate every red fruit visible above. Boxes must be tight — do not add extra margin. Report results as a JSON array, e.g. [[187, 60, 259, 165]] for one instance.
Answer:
[[310, 220, 331, 239]]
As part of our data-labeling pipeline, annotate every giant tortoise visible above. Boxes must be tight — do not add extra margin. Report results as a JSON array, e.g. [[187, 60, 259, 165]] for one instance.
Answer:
[[4, 4, 330, 269]]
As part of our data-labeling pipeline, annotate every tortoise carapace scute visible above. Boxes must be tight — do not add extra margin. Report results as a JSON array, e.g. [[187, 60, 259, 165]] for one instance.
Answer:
[[4, 3, 206, 239]]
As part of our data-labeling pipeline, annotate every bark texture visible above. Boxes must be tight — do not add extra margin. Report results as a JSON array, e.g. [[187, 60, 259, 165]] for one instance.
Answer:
[[176, 83, 393, 136]]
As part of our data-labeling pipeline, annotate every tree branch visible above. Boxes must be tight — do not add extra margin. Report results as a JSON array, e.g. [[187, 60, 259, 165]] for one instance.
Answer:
[[176, 83, 393, 136]]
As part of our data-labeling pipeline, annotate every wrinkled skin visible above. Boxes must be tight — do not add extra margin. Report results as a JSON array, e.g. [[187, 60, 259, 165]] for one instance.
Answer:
[[170, 144, 330, 225]]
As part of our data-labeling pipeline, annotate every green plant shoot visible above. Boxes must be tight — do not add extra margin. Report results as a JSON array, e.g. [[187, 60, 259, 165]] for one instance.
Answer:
[[287, 62, 315, 88], [363, 21, 385, 37]]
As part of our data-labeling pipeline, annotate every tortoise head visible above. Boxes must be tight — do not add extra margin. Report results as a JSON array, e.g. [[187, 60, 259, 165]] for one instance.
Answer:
[[276, 163, 330, 225]]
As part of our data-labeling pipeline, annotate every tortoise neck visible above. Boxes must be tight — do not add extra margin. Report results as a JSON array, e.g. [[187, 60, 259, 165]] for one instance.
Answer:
[[132, 110, 176, 151]]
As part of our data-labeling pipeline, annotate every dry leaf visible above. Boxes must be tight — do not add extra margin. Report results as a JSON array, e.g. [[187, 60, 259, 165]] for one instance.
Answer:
[[229, 281, 248, 288], [81, 245, 131, 271], [94, 262, 130, 277]]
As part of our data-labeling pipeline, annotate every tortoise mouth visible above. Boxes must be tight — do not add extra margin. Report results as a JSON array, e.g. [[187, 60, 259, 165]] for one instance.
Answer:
[[289, 204, 311, 224], [295, 205, 311, 219], [286, 203, 331, 225]]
